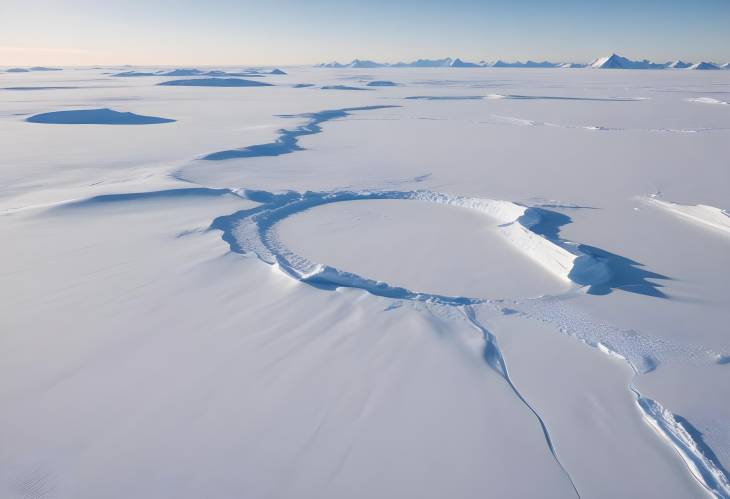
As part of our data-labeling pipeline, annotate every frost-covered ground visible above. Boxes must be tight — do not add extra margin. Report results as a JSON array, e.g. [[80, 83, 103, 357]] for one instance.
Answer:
[[1, 66, 729, 498]]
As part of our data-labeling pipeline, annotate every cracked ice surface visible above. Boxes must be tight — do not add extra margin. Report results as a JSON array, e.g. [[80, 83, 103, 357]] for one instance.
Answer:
[[1, 66, 730, 498]]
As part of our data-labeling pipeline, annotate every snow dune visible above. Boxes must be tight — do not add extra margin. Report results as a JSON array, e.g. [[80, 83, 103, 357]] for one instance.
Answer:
[[644, 197, 730, 236]]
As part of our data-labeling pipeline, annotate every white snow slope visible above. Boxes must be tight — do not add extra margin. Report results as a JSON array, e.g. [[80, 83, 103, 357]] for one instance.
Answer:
[[1, 66, 730, 499]]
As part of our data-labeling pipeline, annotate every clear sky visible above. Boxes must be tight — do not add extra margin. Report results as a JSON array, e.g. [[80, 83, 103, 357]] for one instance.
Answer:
[[1, 0, 729, 66]]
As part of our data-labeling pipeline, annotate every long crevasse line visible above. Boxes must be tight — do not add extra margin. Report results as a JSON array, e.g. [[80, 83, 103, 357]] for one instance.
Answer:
[[462, 305, 581, 498]]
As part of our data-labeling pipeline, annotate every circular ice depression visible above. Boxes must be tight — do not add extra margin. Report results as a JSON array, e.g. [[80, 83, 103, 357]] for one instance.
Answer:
[[273, 199, 569, 299]]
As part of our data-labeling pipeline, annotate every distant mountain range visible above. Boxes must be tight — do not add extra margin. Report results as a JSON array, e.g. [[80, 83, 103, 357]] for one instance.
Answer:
[[317, 54, 729, 70]]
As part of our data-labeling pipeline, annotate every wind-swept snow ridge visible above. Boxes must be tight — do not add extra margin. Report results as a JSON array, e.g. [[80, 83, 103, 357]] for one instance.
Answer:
[[485, 114, 729, 134], [405, 95, 484, 100], [320, 85, 372, 91], [201, 106, 398, 160], [686, 97, 729, 106], [633, 392, 730, 498], [211, 189, 613, 300], [644, 196, 730, 236], [486, 94, 644, 102]]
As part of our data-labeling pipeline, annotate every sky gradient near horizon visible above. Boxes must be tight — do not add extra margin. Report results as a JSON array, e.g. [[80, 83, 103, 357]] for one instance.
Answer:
[[2, 0, 729, 66]]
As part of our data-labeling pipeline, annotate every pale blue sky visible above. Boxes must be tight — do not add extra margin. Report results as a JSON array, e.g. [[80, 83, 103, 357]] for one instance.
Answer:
[[1, 0, 728, 65]]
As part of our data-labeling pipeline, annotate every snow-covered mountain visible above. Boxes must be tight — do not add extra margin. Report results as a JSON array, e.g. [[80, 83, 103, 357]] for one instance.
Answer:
[[522, 60, 559, 68], [391, 58, 454, 67], [318, 57, 481, 68], [315, 54, 723, 70], [449, 58, 480, 68], [589, 54, 664, 69], [347, 59, 385, 68], [665, 60, 692, 69], [487, 60, 558, 68], [688, 61, 721, 70], [317, 61, 346, 68]]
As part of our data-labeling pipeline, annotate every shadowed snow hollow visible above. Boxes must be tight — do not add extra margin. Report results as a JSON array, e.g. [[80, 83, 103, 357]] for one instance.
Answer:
[[274, 199, 569, 299]]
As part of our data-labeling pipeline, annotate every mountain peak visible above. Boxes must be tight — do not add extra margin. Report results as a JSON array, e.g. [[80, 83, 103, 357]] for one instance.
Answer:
[[688, 61, 721, 70]]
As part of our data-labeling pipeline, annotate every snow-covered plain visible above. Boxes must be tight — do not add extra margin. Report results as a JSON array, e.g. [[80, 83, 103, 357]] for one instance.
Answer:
[[1, 66, 729, 498]]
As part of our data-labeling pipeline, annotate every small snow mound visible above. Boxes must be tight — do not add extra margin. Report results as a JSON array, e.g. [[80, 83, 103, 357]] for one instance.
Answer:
[[366, 80, 397, 87], [320, 85, 371, 91], [158, 78, 273, 87], [269, 68, 287, 75], [26, 108, 176, 125]]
